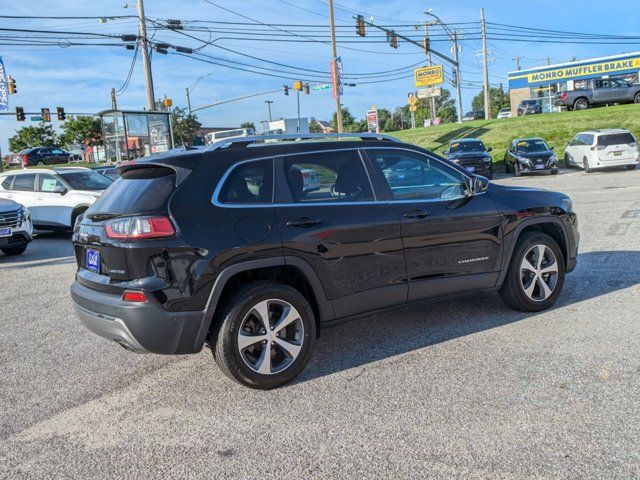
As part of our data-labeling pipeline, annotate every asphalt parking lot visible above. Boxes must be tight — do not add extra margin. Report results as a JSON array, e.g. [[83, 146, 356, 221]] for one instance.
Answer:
[[1, 166, 639, 479]]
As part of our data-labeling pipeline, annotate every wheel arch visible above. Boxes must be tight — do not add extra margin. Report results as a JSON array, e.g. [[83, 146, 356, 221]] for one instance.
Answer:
[[195, 257, 333, 350], [70, 204, 91, 227], [497, 217, 569, 287], [573, 96, 590, 108]]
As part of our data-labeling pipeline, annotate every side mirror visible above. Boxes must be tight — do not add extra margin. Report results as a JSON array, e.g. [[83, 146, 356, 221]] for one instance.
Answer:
[[54, 185, 67, 195], [443, 149, 449, 156], [487, 147, 493, 153], [549, 145, 555, 150], [465, 175, 489, 196]]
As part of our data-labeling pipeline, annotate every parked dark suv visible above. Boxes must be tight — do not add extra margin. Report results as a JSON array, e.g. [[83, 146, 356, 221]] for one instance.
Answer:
[[444, 138, 494, 178], [70, 133, 579, 389], [11, 147, 73, 167]]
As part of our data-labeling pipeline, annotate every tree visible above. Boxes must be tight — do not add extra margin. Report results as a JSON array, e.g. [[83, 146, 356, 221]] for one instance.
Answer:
[[397, 88, 458, 128], [60, 116, 102, 148], [240, 121, 256, 130], [332, 107, 367, 133], [170, 107, 202, 145], [471, 87, 510, 118], [309, 117, 324, 133], [8, 123, 58, 152]]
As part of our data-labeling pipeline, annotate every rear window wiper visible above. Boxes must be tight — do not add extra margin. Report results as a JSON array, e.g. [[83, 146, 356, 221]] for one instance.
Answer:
[[86, 212, 120, 221]]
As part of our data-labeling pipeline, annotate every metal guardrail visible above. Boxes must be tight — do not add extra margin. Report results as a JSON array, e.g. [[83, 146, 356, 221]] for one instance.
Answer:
[[204, 132, 401, 151]]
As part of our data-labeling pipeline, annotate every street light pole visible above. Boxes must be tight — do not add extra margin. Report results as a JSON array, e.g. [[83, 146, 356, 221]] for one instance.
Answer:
[[480, 8, 491, 119], [185, 73, 213, 114], [137, 0, 155, 110], [453, 32, 464, 124], [265, 100, 273, 122], [185, 88, 191, 114], [327, 0, 344, 133]]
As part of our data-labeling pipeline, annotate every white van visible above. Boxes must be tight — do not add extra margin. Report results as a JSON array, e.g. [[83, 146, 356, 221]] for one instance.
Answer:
[[204, 128, 255, 145], [564, 129, 639, 172]]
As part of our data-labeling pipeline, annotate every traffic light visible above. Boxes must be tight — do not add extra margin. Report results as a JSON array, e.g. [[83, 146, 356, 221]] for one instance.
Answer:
[[15, 107, 25, 121], [283, 85, 289, 96], [57, 107, 66, 121], [303, 83, 310, 95], [7, 76, 17, 94], [422, 37, 430, 54], [293, 80, 303, 91], [41, 108, 51, 122], [390, 32, 398, 49], [356, 15, 366, 37]]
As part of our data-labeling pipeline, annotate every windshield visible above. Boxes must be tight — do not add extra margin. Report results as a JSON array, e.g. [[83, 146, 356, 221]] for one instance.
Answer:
[[58, 171, 113, 191], [515, 139, 550, 153], [449, 141, 486, 154], [598, 133, 636, 146]]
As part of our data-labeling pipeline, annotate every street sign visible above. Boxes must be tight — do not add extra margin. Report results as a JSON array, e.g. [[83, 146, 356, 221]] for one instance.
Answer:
[[30, 116, 43, 121], [407, 92, 418, 105], [414, 65, 444, 87], [0, 57, 8, 112], [409, 105, 418, 112], [366, 108, 378, 133], [417, 87, 442, 99], [330, 57, 344, 99], [312, 83, 332, 91]]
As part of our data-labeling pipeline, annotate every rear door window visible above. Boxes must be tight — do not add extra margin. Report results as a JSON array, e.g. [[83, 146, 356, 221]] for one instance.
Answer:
[[12, 174, 36, 192], [86, 167, 176, 217], [218, 159, 273, 204], [38, 174, 66, 192]]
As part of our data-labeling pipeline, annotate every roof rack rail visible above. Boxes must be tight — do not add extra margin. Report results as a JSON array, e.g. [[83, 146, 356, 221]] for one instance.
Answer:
[[204, 132, 401, 152]]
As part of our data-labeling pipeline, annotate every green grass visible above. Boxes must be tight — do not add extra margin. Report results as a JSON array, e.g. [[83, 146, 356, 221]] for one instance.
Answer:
[[392, 103, 640, 167]]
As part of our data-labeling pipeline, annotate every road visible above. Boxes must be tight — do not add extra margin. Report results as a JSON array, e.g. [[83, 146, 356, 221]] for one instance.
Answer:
[[1, 167, 639, 479]]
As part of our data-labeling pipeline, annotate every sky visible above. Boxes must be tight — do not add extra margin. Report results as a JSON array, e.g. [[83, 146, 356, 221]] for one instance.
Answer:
[[1, 0, 639, 154]]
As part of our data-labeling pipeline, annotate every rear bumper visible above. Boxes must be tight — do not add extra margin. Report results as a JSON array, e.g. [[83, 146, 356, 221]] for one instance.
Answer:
[[70, 281, 207, 354], [593, 157, 638, 168]]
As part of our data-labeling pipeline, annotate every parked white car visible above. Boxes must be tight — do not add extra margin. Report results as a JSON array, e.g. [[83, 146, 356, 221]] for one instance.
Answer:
[[497, 108, 512, 119], [0, 168, 113, 231], [564, 129, 639, 172], [0, 198, 33, 256]]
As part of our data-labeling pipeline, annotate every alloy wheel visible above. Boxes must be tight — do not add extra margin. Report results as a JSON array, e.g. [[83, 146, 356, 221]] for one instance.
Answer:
[[237, 299, 304, 375], [519, 244, 559, 302]]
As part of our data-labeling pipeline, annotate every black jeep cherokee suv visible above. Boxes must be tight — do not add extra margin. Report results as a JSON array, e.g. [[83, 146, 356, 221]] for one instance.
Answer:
[[70, 133, 579, 389]]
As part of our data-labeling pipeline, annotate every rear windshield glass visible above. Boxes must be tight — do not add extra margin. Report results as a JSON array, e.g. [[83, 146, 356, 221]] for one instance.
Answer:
[[59, 171, 113, 191], [449, 141, 486, 153], [597, 133, 635, 146], [86, 167, 176, 216]]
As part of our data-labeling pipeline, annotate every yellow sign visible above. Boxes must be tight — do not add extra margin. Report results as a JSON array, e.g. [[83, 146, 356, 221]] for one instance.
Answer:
[[513, 57, 640, 84], [409, 105, 418, 112], [414, 65, 444, 87]]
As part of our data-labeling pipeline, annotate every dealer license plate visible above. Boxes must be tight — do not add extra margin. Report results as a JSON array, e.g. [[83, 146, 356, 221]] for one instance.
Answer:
[[86, 249, 100, 273], [0, 227, 12, 238]]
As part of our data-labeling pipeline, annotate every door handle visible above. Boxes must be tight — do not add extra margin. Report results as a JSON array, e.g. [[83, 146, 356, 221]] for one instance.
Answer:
[[403, 210, 431, 219], [7, 194, 13, 199], [286, 217, 322, 227]]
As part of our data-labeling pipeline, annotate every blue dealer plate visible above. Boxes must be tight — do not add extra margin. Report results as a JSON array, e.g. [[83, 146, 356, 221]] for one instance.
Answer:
[[0, 227, 11, 238], [86, 249, 100, 273]]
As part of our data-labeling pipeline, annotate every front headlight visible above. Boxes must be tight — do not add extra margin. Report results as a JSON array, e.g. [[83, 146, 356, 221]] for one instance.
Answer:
[[561, 197, 574, 212], [450, 158, 460, 164], [549, 154, 558, 163], [516, 156, 532, 166]]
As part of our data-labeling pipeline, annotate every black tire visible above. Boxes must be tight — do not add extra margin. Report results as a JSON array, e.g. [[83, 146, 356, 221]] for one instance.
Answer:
[[1, 244, 27, 256], [36, 160, 44, 166], [626, 164, 637, 171], [211, 281, 316, 389], [584, 157, 593, 173], [634, 92, 640, 104], [573, 98, 589, 111], [514, 162, 521, 177], [499, 232, 565, 312], [71, 208, 87, 229], [551, 169, 559, 175], [564, 153, 571, 168], [504, 161, 510, 174]]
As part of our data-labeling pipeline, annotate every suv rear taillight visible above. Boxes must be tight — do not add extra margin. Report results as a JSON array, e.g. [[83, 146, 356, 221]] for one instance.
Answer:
[[105, 216, 175, 239], [22, 154, 28, 167], [560, 92, 567, 101]]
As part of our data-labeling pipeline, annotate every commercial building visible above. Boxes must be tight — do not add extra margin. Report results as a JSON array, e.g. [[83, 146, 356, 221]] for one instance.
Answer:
[[508, 52, 640, 115]]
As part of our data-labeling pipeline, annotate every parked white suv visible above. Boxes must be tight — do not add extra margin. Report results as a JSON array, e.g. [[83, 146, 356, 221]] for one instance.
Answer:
[[0, 168, 113, 231], [0, 198, 33, 256], [564, 129, 639, 172]]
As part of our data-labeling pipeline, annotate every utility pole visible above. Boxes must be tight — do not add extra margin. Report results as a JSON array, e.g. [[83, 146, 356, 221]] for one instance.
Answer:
[[513, 56, 522, 71], [480, 8, 490, 120], [453, 31, 463, 124], [265, 100, 273, 122], [424, 23, 436, 121], [137, 0, 155, 110], [328, 0, 344, 133], [111, 88, 118, 110]]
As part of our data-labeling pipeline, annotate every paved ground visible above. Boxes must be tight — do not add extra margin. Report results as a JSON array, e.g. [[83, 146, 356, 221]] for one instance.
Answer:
[[1, 166, 639, 479]]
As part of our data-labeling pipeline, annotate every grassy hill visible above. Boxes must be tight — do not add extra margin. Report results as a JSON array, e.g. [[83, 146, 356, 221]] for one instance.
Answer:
[[393, 103, 640, 167]]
